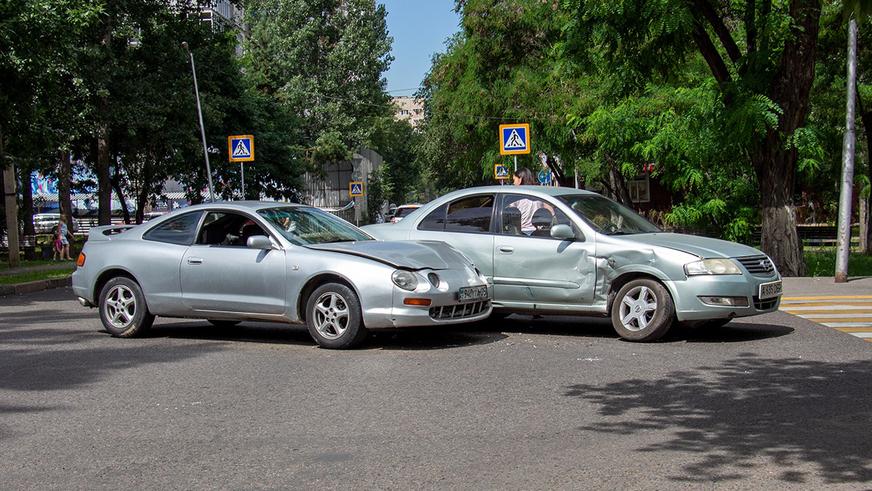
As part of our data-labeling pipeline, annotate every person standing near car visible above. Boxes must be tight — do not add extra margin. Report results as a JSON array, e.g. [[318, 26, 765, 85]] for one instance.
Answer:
[[56, 213, 73, 260], [510, 168, 545, 234]]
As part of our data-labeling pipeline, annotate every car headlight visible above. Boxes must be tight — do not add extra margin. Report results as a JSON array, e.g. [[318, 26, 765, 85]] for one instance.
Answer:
[[392, 270, 419, 291], [684, 259, 742, 276]]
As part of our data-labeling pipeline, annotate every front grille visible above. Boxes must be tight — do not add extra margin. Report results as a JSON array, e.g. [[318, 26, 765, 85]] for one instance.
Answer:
[[737, 255, 776, 276], [753, 295, 779, 311], [429, 300, 490, 320]]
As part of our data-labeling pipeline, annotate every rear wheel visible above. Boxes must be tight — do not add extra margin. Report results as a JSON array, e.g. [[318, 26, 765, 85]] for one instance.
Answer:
[[305, 283, 368, 349], [611, 279, 674, 342], [98, 276, 154, 337]]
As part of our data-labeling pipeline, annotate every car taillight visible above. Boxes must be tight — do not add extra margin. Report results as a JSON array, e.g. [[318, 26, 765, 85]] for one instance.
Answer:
[[76, 253, 86, 267]]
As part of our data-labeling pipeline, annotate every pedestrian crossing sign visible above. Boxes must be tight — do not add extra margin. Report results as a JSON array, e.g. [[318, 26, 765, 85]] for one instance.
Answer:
[[494, 163, 510, 180], [499, 123, 530, 155], [349, 181, 365, 197], [228, 135, 255, 162]]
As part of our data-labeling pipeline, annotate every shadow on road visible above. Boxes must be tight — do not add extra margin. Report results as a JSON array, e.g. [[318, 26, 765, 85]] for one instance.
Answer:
[[564, 354, 872, 484], [0, 342, 227, 392], [150, 321, 509, 351], [474, 315, 794, 344], [671, 322, 794, 343]]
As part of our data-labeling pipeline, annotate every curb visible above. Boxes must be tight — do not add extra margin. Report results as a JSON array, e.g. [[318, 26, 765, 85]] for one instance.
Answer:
[[0, 276, 72, 297]]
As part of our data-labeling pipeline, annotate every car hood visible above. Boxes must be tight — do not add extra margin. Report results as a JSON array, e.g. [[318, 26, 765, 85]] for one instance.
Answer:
[[625, 233, 764, 259], [305, 240, 471, 270]]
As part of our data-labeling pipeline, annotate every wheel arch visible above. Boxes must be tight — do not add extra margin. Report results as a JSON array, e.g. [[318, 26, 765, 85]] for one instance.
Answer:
[[606, 269, 678, 316], [93, 267, 140, 303], [296, 273, 360, 323]]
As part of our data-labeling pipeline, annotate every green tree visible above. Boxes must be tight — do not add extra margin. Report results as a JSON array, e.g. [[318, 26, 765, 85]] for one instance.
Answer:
[[243, 0, 394, 171]]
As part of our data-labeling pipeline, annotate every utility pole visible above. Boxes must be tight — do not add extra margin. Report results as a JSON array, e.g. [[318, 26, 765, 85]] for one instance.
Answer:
[[836, 18, 858, 283], [182, 42, 216, 202]]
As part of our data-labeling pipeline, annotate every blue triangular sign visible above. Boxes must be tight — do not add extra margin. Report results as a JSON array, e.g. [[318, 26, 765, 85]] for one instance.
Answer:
[[232, 140, 251, 158]]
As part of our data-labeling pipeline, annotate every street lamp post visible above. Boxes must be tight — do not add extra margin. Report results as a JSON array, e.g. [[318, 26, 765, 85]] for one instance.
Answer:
[[182, 41, 216, 202]]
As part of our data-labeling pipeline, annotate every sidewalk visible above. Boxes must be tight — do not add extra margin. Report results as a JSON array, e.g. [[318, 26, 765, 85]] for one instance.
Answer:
[[782, 276, 872, 297]]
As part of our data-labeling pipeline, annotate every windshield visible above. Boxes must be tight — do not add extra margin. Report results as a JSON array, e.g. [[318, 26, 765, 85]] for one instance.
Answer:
[[258, 206, 373, 245], [558, 195, 660, 235]]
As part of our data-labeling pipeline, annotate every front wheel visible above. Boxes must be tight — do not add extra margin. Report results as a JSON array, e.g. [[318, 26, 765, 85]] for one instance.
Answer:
[[611, 279, 675, 342], [98, 276, 155, 337], [305, 283, 368, 349]]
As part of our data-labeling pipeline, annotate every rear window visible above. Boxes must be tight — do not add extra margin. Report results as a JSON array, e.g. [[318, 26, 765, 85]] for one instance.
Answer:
[[143, 212, 202, 245], [395, 207, 418, 218], [445, 195, 494, 233]]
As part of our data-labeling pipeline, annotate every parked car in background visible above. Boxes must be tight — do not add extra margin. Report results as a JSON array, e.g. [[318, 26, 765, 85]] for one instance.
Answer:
[[363, 186, 782, 342], [72, 202, 492, 349], [33, 213, 80, 234], [390, 204, 422, 223]]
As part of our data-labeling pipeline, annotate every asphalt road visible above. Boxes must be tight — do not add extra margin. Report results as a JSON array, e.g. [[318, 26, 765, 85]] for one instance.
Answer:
[[2, 288, 871, 490]]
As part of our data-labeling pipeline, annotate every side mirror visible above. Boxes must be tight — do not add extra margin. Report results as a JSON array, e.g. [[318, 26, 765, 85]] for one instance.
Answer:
[[246, 235, 273, 250], [550, 224, 575, 241]]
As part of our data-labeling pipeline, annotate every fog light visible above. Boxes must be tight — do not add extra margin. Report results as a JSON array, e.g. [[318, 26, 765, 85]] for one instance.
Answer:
[[698, 296, 749, 307], [404, 298, 432, 306]]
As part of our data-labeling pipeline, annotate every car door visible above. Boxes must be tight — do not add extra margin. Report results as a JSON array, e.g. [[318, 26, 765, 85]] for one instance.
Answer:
[[492, 193, 597, 309], [411, 194, 496, 278], [180, 210, 287, 315], [139, 211, 204, 315]]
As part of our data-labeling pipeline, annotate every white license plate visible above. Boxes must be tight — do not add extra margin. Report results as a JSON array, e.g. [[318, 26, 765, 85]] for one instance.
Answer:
[[457, 285, 488, 302], [759, 280, 783, 300]]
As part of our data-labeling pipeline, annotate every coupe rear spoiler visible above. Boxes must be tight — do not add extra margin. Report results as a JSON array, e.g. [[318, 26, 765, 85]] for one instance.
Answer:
[[87, 225, 137, 241]]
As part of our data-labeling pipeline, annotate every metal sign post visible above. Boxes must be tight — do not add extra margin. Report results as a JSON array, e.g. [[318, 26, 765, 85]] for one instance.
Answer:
[[183, 42, 215, 202]]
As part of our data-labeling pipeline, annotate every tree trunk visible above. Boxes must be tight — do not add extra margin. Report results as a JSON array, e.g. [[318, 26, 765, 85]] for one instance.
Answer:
[[858, 94, 872, 254], [58, 150, 73, 232], [19, 164, 35, 236], [96, 126, 112, 225], [1, 125, 19, 267], [110, 159, 131, 224], [753, 142, 806, 276], [134, 156, 152, 225], [19, 164, 35, 260], [751, 0, 820, 277]]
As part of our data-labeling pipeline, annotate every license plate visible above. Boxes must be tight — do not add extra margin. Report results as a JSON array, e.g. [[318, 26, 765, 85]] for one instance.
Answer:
[[457, 285, 488, 302], [759, 280, 783, 300]]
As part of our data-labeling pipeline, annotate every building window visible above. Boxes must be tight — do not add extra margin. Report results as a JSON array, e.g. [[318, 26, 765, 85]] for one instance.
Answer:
[[628, 175, 650, 203]]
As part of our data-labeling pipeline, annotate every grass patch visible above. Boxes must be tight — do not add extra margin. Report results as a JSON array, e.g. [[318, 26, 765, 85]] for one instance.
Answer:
[[804, 251, 872, 277], [0, 258, 58, 271], [0, 269, 73, 285]]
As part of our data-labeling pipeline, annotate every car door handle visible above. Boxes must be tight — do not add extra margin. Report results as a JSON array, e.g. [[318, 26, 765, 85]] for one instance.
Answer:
[[187, 257, 203, 265], [498, 246, 514, 254]]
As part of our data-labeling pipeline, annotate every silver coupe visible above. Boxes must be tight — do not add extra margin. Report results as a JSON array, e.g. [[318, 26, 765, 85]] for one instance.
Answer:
[[72, 202, 492, 349], [363, 186, 782, 342]]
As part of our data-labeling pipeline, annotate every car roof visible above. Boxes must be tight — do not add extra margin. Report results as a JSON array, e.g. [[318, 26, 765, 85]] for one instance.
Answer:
[[180, 200, 307, 213], [436, 185, 599, 201]]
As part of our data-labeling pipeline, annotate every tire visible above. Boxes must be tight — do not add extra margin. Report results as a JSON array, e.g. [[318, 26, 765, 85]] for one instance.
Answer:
[[305, 283, 368, 349], [98, 276, 155, 337], [610, 278, 675, 342], [208, 320, 241, 328]]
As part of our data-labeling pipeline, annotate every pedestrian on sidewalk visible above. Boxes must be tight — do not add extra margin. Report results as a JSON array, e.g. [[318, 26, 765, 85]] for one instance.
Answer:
[[55, 215, 73, 261]]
